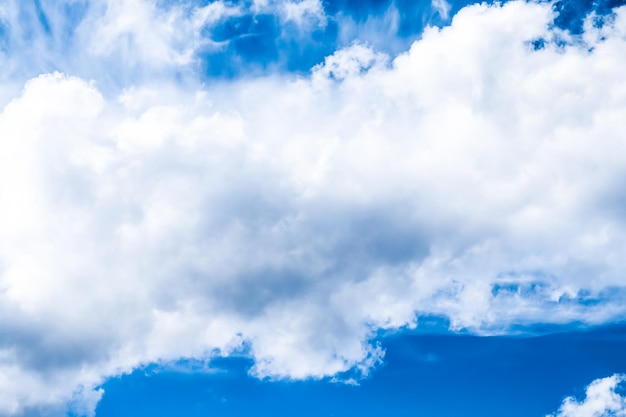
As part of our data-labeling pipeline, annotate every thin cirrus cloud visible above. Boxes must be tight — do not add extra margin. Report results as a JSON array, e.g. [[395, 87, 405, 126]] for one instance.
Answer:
[[1, 0, 626, 415]]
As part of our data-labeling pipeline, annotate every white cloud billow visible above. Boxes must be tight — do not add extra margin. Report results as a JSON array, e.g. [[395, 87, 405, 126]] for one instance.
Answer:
[[1, 0, 626, 415], [549, 375, 626, 417]]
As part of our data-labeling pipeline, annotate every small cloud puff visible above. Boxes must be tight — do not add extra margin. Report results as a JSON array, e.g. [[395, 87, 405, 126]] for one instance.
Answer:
[[549, 375, 626, 417], [312, 42, 389, 81], [281, 0, 327, 28]]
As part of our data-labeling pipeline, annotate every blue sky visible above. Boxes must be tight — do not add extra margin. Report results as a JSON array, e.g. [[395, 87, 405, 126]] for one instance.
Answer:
[[2, 0, 626, 416], [94, 324, 626, 417]]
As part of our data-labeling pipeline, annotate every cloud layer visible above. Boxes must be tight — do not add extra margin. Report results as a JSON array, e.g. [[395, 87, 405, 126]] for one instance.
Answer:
[[0, 0, 437, 83], [1, 0, 626, 415]]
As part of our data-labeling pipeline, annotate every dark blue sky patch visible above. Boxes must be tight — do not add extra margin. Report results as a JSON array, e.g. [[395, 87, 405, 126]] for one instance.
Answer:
[[553, 0, 626, 34], [33, 0, 52, 35], [194, 0, 626, 78], [200, 13, 337, 77], [279, 19, 340, 72], [196, 0, 465, 77], [211, 14, 269, 43], [201, 13, 286, 77], [395, 0, 445, 38], [553, 0, 595, 34], [324, 0, 394, 21], [0, 23, 8, 52], [95, 324, 626, 417], [529, 37, 547, 50]]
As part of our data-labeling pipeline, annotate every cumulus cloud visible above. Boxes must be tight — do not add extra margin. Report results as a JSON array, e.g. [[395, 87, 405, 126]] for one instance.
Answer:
[[2, 0, 626, 415], [549, 375, 626, 417]]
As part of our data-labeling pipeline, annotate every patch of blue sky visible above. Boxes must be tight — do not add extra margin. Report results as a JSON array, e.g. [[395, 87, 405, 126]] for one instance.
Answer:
[[195, 0, 473, 77], [190, 0, 626, 77], [554, 0, 626, 33], [2, 0, 626, 80], [32, 0, 52, 35], [0, 0, 89, 78], [94, 324, 626, 417]]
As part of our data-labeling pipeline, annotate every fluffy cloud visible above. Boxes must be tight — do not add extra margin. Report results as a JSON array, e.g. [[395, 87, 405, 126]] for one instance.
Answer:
[[549, 375, 626, 417], [1, 0, 626, 415]]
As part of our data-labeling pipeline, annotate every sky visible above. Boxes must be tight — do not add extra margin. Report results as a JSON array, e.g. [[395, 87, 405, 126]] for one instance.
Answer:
[[1, 0, 626, 416]]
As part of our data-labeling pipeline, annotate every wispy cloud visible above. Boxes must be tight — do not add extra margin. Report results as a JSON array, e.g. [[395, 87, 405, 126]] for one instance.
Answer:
[[432, 0, 452, 20]]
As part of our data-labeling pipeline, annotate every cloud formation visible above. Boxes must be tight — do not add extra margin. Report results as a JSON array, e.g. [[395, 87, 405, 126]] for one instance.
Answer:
[[1, 0, 626, 415], [0, 0, 463, 83], [549, 375, 626, 417]]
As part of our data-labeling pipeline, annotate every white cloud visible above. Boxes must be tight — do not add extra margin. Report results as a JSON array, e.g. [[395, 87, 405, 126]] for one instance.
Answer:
[[0, 0, 240, 85], [549, 375, 626, 417], [312, 42, 389, 81], [281, 0, 327, 28], [81, 0, 243, 67], [432, 0, 452, 20], [1, 1, 626, 415]]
